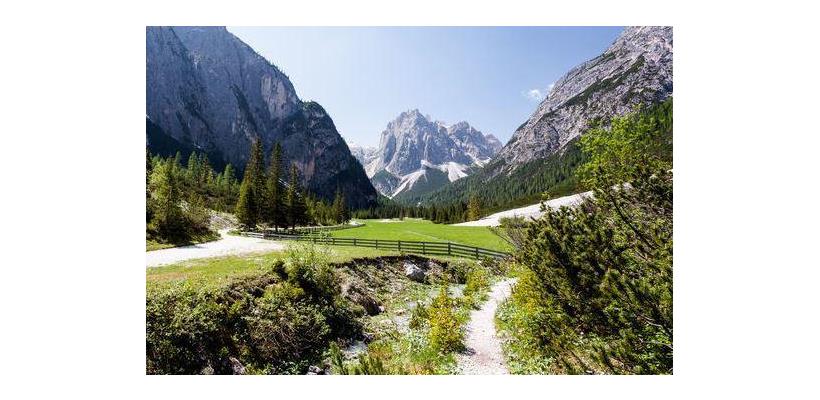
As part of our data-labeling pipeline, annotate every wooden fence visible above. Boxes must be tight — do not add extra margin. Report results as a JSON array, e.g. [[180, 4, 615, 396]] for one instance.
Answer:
[[240, 231, 511, 260], [263, 222, 364, 235]]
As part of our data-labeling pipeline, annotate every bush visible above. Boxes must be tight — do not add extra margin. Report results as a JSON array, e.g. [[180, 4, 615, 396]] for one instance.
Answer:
[[501, 101, 673, 374], [408, 302, 429, 330], [146, 244, 362, 374], [428, 287, 463, 353], [462, 265, 491, 309]]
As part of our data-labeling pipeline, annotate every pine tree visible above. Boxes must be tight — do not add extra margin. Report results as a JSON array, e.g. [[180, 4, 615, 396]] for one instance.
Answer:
[[187, 152, 200, 184], [285, 163, 307, 230], [264, 142, 285, 231], [149, 160, 185, 240], [235, 139, 265, 229], [467, 194, 481, 221], [146, 149, 153, 223], [332, 188, 348, 224]]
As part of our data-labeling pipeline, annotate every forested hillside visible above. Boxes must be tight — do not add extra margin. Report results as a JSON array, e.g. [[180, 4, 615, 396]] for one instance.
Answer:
[[497, 99, 673, 374]]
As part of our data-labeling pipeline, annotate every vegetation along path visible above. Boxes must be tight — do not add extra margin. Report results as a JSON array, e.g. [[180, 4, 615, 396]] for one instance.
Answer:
[[457, 278, 517, 374], [146, 229, 285, 268]]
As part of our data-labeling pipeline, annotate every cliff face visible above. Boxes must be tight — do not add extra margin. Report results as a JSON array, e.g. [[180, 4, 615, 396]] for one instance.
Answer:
[[492, 26, 673, 175], [146, 26, 377, 207]]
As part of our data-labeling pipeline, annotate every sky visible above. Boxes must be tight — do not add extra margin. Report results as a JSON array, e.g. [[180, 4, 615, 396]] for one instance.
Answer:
[[227, 26, 624, 148]]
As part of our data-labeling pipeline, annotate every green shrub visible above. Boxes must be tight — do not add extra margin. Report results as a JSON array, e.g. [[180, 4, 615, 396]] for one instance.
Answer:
[[428, 287, 463, 353], [146, 244, 362, 374], [462, 266, 490, 300], [501, 101, 673, 374], [408, 302, 429, 330]]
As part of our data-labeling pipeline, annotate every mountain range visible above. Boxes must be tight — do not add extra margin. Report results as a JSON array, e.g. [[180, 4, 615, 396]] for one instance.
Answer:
[[146, 26, 377, 208], [352, 110, 502, 199], [401, 26, 673, 208], [491, 26, 673, 175]]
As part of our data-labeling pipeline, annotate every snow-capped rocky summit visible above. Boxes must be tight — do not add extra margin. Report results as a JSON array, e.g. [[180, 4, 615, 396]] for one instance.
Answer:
[[364, 110, 502, 198], [491, 26, 673, 175]]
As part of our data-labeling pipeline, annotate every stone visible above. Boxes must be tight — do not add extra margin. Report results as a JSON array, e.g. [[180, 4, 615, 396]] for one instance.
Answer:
[[363, 110, 502, 198], [229, 357, 246, 375], [146, 26, 377, 208], [404, 262, 426, 282], [490, 26, 672, 176]]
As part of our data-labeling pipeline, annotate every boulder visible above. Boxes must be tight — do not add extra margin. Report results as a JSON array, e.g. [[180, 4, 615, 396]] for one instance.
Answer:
[[404, 262, 426, 282], [341, 278, 382, 316], [229, 357, 246, 375]]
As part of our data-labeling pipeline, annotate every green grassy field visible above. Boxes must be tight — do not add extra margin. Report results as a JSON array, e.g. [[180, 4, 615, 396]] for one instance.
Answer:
[[146, 245, 408, 286], [332, 218, 512, 252]]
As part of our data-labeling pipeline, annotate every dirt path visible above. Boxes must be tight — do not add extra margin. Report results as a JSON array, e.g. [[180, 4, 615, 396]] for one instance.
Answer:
[[146, 229, 285, 268], [452, 191, 592, 227], [457, 278, 516, 374]]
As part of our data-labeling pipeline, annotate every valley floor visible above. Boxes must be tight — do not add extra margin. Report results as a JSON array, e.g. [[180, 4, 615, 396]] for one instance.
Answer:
[[145, 229, 285, 268], [453, 190, 593, 227]]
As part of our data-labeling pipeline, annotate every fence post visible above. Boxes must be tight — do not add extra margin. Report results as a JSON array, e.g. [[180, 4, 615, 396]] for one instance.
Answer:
[[422, 242, 426, 255], [376, 239, 379, 249], [353, 238, 357, 246], [475, 246, 479, 259], [398, 240, 401, 252], [448, 242, 451, 256]]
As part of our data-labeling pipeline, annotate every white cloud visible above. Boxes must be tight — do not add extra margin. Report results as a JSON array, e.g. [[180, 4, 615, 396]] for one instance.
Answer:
[[523, 82, 556, 102], [524, 89, 545, 101]]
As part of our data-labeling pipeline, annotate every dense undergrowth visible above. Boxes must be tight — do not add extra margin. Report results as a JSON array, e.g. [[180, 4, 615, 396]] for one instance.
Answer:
[[328, 258, 502, 374], [496, 99, 673, 374], [146, 238, 500, 375]]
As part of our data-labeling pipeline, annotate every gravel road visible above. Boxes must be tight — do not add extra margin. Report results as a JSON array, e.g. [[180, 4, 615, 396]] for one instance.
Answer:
[[453, 191, 592, 227], [457, 278, 517, 375], [146, 229, 285, 268]]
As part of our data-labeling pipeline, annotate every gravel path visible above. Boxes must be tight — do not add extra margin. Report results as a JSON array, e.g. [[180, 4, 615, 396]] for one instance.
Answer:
[[453, 191, 592, 227], [457, 278, 517, 375], [146, 229, 285, 268]]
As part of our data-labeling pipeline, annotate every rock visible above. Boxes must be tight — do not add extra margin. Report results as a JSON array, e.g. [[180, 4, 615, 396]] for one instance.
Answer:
[[490, 26, 673, 176], [404, 262, 426, 282], [200, 365, 214, 375], [229, 357, 246, 375], [363, 110, 502, 198], [146, 26, 377, 208], [341, 278, 383, 315], [308, 365, 323, 375]]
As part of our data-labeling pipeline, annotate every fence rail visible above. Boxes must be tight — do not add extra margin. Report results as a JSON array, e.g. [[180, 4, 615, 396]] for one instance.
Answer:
[[240, 231, 511, 260], [262, 222, 364, 235]]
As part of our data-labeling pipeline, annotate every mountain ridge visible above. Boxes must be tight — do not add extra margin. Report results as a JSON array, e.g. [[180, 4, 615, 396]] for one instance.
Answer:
[[361, 110, 502, 198], [146, 26, 377, 208]]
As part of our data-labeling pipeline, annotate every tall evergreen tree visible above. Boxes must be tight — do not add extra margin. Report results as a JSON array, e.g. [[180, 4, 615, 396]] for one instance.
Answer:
[[285, 163, 308, 230], [149, 160, 185, 239], [146, 149, 153, 223], [264, 142, 285, 231], [467, 194, 481, 221], [235, 138, 265, 229], [332, 188, 348, 224]]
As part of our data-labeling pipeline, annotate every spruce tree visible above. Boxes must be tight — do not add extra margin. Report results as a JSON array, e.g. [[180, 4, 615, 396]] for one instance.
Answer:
[[467, 194, 481, 221], [264, 142, 285, 231], [332, 188, 345, 224], [285, 163, 307, 230], [235, 138, 265, 229], [149, 160, 185, 240]]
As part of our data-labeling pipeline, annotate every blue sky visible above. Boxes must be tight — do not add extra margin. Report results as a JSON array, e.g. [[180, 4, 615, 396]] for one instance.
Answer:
[[228, 26, 624, 147]]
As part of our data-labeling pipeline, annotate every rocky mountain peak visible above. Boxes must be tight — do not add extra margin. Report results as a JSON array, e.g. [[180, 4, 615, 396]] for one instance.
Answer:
[[364, 110, 503, 198], [146, 26, 377, 207], [492, 26, 672, 174]]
